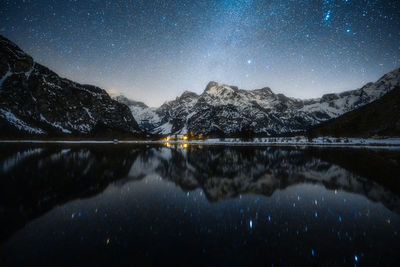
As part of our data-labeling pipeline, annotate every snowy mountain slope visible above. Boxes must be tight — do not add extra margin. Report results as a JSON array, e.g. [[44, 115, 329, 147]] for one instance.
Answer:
[[152, 91, 199, 134], [0, 35, 141, 137], [115, 91, 200, 134], [301, 68, 400, 119], [310, 86, 400, 137], [113, 95, 161, 132], [118, 68, 400, 136]]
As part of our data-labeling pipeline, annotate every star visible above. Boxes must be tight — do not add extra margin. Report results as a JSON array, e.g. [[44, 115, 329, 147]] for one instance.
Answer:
[[0, 0, 397, 106], [324, 10, 331, 21]]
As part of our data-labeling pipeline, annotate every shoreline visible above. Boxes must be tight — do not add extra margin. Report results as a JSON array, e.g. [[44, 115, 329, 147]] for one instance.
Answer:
[[1, 137, 400, 148]]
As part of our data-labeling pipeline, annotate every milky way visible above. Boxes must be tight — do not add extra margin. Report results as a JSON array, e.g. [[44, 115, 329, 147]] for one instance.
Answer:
[[1, 0, 399, 106]]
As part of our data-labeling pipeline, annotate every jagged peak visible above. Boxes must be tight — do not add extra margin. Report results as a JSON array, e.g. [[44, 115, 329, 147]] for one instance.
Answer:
[[204, 81, 277, 97], [0, 35, 28, 58], [0, 34, 34, 73], [354, 67, 400, 97], [364, 67, 400, 88], [205, 81, 219, 91], [254, 87, 274, 95], [377, 67, 400, 81], [320, 93, 340, 102], [204, 81, 239, 97], [180, 90, 198, 99]]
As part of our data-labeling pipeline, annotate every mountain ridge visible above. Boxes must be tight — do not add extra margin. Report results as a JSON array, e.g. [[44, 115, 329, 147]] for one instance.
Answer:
[[0, 35, 142, 138], [1, 34, 399, 138], [310, 86, 400, 137], [117, 67, 400, 136]]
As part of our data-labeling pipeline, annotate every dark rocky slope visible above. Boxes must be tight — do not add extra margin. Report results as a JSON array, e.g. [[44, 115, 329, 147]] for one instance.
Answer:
[[0, 35, 141, 138], [310, 86, 400, 137]]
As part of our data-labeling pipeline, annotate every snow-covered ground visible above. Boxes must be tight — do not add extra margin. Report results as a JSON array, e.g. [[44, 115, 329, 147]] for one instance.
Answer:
[[0, 108, 45, 134], [155, 137, 400, 148], [1, 136, 400, 148], [186, 137, 400, 146]]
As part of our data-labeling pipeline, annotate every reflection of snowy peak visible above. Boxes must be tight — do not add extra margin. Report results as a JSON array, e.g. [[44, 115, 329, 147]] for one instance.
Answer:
[[2, 144, 400, 241], [118, 68, 400, 136], [118, 146, 400, 214], [0, 35, 141, 137]]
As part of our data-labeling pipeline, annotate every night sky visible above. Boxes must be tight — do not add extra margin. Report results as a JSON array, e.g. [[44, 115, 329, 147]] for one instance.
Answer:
[[1, 0, 399, 107]]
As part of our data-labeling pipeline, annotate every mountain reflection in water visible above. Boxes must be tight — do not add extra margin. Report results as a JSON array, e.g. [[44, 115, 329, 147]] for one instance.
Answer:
[[0, 143, 400, 265]]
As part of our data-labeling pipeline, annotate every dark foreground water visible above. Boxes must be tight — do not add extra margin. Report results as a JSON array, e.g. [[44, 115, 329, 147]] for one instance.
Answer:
[[0, 143, 400, 266]]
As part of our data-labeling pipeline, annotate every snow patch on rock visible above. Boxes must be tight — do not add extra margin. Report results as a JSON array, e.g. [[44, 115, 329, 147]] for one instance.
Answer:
[[0, 109, 45, 134]]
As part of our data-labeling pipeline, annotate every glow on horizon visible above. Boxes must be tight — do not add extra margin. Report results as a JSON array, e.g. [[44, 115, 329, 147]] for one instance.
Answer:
[[1, 0, 399, 107]]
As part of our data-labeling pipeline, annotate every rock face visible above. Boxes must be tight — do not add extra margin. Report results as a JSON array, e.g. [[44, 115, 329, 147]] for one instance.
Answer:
[[118, 68, 400, 136], [310, 86, 400, 137], [113, 95, 161, 132], [0, 35, 141, 138]]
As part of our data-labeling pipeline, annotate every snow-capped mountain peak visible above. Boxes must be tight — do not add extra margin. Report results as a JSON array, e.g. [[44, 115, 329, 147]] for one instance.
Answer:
[[117, 67, 400, 136], [180, 90, 199, 99], [204, 81, 239, 97]]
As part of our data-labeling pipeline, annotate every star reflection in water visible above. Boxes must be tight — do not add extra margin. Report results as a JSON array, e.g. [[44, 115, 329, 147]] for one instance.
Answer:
[[0, 143, 399, 265]]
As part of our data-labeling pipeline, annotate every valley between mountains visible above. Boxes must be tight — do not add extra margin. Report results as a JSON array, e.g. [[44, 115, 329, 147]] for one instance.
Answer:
[[1, 34, 399, 139]]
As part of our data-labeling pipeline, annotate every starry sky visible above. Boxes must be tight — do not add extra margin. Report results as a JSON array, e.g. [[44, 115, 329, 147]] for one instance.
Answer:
[[1, 0, 399, 107]]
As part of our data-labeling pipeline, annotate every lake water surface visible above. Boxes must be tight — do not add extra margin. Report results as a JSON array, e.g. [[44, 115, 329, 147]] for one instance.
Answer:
[[0, 143, 400, 266]]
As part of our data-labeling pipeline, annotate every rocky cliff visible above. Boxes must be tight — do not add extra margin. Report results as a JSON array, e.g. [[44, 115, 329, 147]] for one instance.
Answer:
[[0, 35, 141, 138], [118, 68, 400, 136]]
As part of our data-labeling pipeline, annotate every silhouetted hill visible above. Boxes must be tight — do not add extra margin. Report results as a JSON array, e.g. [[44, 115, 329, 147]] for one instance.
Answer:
[[310, 86, 400, 137]]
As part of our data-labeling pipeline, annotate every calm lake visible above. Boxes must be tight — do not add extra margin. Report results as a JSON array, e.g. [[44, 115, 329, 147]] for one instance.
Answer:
[[0, 143, 400, 266]]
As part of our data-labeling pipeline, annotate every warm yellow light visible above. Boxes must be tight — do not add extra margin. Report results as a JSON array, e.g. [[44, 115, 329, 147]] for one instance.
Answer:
[[166, 136, 170, 141], [183, 135, 188, 140], [183, 143, 188, 148]]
